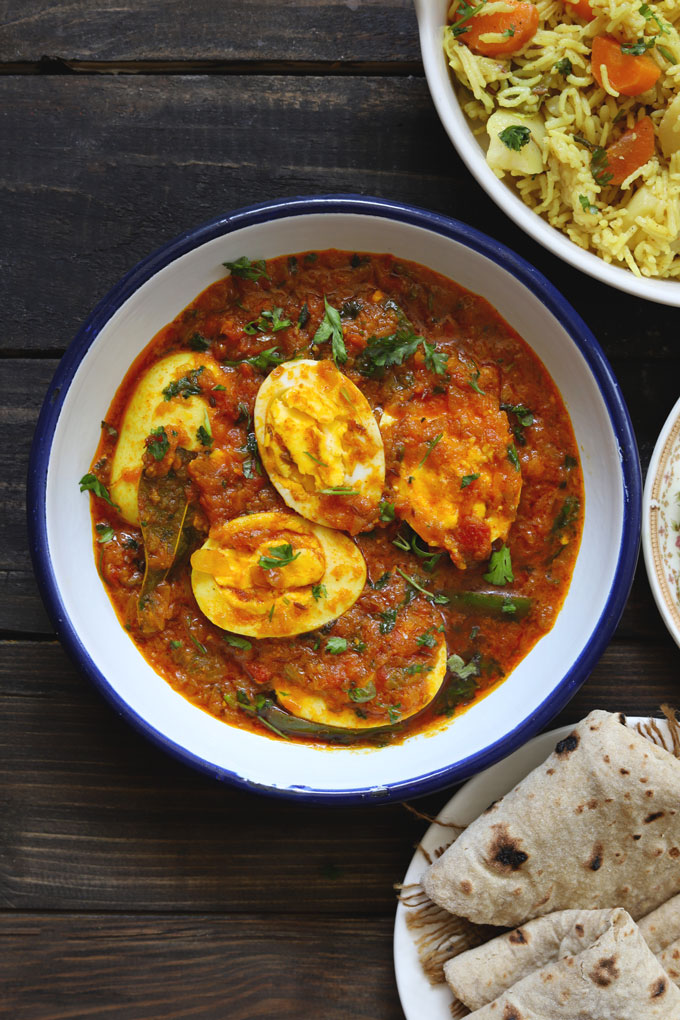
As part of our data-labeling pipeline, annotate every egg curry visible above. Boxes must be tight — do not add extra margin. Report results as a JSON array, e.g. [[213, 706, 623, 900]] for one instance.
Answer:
[[82, 250, 583, 746]]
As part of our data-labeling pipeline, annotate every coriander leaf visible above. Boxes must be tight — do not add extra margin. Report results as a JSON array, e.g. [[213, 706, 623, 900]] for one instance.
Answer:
[[502, 25, 515, 36], [554, 57, 573, 75], [418, 433, 443, 467], [170, 639, 182, 649], [468, 365, 485, 394], [146, 425, 170, 461], [340, 299, 362, 319], [422, 340, 448, 375], [319, 485, 358, 495], [163, 366, 204, 400], [578, 195, 598, 214], [396, 567, 449, 604], [388, 705, 402, 723], [326, 637, 348, 654], [190, 634, 207, 654], [447, 653, 480, 681], [461, 473, 480, 489], [553, 495, 580, 532], [372, 572, 391, 590], [416, 628, 437, 649], [259, 543, 301, 570], [507, 443, 521, 471], [79, 473, 120, 509], [348, 680, 376, 702], [312, 296, 347, 365], [223, 256, 269, 281], [658, 44, 675, 62], [483, 545, 514, 586], [621, 37, 656, 55], [304, 451, 327, 467], [223, 347, 286, 373], [298, 302, 310, 328], [590, 147, 613, 186], [379, 500, 396, 522], [95, 524, 115, 544], [358, 327, 423, 377], [260, 306, 292, 332], [564, 454, 577, 469], [378, 607, 398, 634], [449, 0, 488, 36], [499, 125, 532, 151], [312, 583, 328, 601], [188, 332, 210, 351], [197, 424, 213, 447], [224, 633, 252, 650]]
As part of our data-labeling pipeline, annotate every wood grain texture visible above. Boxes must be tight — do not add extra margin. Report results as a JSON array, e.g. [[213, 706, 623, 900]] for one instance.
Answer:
[[1, 636, 678, 913], [0, 913, 401, 1020], [0, 0, 418, 64], [3, 75, 680, 361]]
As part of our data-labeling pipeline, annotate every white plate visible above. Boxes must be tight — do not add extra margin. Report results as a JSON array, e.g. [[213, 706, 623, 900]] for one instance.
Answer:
[[393, 716, 647, 1020]]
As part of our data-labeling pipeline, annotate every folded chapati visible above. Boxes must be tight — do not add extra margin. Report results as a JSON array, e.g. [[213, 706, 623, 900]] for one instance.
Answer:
[[423, 711, 680, 927], [462, 908, 680, 1019], [445, 902, 680, 1012]]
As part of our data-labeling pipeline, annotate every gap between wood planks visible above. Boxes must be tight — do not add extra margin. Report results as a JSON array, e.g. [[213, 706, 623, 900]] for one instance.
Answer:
[[0, 57, 424, 76]]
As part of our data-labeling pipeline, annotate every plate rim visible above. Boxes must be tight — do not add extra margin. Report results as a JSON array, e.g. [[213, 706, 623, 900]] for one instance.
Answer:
[[27, 194, 641, 802]]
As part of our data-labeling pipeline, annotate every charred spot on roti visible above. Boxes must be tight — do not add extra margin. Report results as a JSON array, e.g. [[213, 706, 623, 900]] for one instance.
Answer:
[[502, 1007, 522, 1020], [508, 928, 528, 945], [586, 843, 604, 871], [620, 767, 630, 775], [555, 733, 579, 755], [645, 811, 665, 823], [460, 880, 472, 894], [651, 977, 667, 998], [589, 955, 620, 987], [618, 713, 626, 725], [575, 923, 585, 936], [484, 800, 500, 814], [546, 767, 555, 775], [669, 846, 680, 857], [632, 833, 642, 840], [488, 826, 529, 872]]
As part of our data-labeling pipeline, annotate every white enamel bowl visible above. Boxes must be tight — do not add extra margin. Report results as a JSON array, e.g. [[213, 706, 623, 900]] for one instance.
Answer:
[[28, 195, 641, 803], [414, 0, 680, 306], [643, 395, 680, 650]]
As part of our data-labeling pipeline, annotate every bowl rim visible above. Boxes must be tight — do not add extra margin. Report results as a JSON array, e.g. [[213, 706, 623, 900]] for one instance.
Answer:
[[413, 0, 680, 307], [642, 393, 680, 650], [27, 193, 642, 803]]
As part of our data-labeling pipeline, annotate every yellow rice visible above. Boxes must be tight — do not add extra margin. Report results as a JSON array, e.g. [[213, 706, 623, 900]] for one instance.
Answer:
[[444, 0, 680, 277]]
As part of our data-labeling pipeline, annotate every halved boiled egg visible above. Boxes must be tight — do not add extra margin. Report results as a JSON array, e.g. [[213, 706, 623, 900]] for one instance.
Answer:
[[110, 352, 222, 525], [190, 510, 366, 638], [253, 359, 385, 535], [381, 382, 522, 570], [273, 640, 447, 730]]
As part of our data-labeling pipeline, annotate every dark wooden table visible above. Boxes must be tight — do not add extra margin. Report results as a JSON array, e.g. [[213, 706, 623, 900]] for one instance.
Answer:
[[2, 2, 680, 1016]]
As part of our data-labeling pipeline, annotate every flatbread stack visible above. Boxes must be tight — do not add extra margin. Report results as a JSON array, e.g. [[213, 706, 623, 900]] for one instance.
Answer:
[[404, 709, 680, 1016], [446, 907, 680, 1018], [424, 711, 680, 925]]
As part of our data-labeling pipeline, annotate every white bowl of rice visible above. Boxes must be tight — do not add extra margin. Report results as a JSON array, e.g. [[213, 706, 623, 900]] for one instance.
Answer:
[[415, 0, 680, 304]]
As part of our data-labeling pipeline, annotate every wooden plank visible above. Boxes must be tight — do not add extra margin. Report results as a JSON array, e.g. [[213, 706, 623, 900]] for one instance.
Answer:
[[1, 636, 678, 912], [0, 912, 401, 1020], [0, 0, 419, 64], [2, 75, 680, 360]]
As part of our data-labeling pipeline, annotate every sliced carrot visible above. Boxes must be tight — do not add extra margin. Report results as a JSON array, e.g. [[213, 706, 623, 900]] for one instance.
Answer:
[[451, 1, 539, 57], [565, 0, 595, 21], [591, 36, 661, 96], [604, 116, 655, 185]]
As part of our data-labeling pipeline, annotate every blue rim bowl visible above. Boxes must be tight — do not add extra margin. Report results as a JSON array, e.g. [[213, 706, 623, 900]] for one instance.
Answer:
[[27, 194, 641, 804]]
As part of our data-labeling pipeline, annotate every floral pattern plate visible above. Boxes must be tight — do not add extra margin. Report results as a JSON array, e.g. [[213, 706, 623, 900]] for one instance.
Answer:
[[643, 394, 680, 650]]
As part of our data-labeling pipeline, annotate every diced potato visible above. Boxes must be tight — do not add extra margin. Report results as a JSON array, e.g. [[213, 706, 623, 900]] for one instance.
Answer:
[[659, 94, 680, 159], [486, 111, 546, 175], [621, 184, 680, 251]]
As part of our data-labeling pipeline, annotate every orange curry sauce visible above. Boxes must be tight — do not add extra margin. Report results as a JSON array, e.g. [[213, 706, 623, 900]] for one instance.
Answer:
[[88, 250, 583, 746]]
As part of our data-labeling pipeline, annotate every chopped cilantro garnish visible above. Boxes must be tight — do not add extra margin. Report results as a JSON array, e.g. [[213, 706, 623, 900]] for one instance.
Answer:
[[320, 486, 358, 495], [163, 367, 204, 401], [305, 451, 327, 467], [578, 195, 598, 215], [188, 332, 210, 351], [372, 572, 391, 590], [95, 524, 115, 544], [447, 653, 480, 681], [145, 426, 170, 461], [460, 473, 480, 489], [378, 607, 398, 634], [554, 57, 573, 76], [348, 680, 376, 702], [79, 473, 120, 509], [326, 637, 348, 654], [358, 327, 423, 376], [224, 633, 252, 651], [223, 256, 269, 281], [379, 500, 396, 522], [312, 296, 347, 365], [312, 583, 328, 601], [422, 340, 448, 375], [499, 125, 532, 151], [418, 433, 443, 467], [259, 543, 301, 570], [416, 628, 437, 649], [197, 424, 212, 447], [396, 567, 449, 604], [507, 443, 521, 471], [223, 347, 286, 373], [553, 495, 580, 532], [483, 545, 514, 586], [298, 302, 310, 328], [189, 634, 207, 654]]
